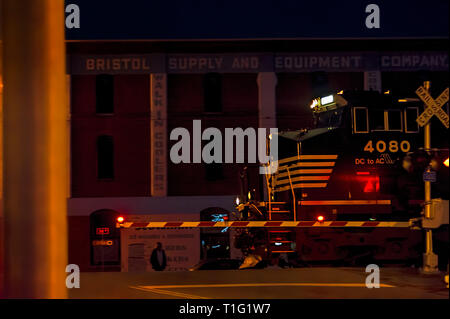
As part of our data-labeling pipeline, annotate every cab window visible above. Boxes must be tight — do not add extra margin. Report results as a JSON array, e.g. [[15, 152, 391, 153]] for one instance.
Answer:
[[353, 107, 369, 133], [370, 109, 386, 131], [404, 107, 419, 133], [387, 110, 402, 131]]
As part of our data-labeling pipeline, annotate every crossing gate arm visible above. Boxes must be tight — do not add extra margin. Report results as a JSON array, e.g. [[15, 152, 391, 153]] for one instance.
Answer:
[[116, 220, 413, 228]]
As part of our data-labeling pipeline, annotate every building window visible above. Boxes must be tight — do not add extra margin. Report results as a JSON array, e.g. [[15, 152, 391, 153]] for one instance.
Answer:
[[404, 107, 419, 133], [353, 107, 369, 133], [96, 74, 114, 114], [97, 135, 114, 179], [387, 110, 403, 131], [203, 73, 222, 113], [205, 163, 224, 181]]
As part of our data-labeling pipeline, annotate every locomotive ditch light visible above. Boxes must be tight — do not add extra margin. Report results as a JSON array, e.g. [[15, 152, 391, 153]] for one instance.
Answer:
[[310, 98, 319, 109], [317, 215, 325, 222]]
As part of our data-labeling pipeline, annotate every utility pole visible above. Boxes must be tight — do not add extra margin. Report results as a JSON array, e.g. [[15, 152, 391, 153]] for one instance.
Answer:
[[2, 0, 68, 297], [421, 81, 438, 274]]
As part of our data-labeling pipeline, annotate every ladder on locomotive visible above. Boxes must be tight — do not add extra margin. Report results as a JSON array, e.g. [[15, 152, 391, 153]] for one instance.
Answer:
[[264, 163, 297, 254]]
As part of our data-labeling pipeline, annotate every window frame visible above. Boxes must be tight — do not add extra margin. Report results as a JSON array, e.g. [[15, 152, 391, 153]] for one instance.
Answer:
[[404, 107, 420, 133], [370, 108, 387, 132], [352, 107, 369, 134], [386, 109, 403, 132]]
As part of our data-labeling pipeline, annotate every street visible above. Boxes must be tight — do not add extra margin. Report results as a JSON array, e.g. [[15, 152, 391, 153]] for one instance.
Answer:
[[69, 267, 448, 299]]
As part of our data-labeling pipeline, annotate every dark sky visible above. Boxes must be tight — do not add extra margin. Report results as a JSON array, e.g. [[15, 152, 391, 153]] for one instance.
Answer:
[[64, 0, 449, 40]]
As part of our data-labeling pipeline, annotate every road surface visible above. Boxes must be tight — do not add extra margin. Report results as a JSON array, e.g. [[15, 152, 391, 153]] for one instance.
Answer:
[[68, 267, 448, 299]]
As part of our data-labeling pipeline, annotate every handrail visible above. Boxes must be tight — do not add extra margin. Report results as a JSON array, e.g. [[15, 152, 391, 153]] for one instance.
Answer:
[[286, 166, 296, 222]]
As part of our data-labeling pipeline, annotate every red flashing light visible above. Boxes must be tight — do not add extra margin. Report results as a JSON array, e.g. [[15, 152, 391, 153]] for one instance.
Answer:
[[96, 227, 110, 235], [356, 173, 380, 193], [363, 176, 380, 193], [117, 216, 125, 223], [317, 215, 325, 222]]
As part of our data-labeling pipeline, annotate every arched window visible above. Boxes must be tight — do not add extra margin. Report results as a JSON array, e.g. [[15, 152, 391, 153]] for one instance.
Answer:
[[96, 74, 114, 114], [203, 73, 223, 113], [97, 135, 114, 179]]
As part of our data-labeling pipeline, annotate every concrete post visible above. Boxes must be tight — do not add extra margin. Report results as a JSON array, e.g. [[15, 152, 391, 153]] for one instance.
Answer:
[[2, 0, 68, 297], [257, 72, 277, 130], [257, 72, 277, 202]]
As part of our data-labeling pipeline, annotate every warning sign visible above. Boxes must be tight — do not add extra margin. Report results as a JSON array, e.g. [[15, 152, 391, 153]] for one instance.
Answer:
[[415, 87, 449, 128], [121, 227, 200, 272]]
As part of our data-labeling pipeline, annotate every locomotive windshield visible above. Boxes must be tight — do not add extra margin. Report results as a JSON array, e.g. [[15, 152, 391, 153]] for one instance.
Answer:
[[310, 93, 348, 129], [315, 107, 345, 129]]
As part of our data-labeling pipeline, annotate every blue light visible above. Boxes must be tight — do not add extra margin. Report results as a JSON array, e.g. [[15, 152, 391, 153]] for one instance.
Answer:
[[211, 213, 228, 222]]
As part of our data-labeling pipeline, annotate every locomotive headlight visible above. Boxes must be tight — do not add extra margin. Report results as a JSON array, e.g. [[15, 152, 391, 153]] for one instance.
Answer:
[[444, 158, 449, 168], [320, 95, 334, 105]]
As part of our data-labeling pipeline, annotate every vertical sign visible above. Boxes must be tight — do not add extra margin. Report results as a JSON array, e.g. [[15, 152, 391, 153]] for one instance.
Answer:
[[150, 74, 167, 196], [364, 71, 381, 92]]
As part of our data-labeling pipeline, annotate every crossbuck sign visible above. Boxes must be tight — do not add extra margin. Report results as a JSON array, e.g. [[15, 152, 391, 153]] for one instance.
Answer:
[[415, 86, 449, 129]]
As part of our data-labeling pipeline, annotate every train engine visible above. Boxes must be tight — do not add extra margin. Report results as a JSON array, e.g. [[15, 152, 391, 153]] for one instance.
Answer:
[[235, 90, 449, 266]]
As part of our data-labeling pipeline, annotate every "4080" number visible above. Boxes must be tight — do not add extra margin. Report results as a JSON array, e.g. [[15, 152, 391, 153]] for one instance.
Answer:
[[363, 140, 410, 153]]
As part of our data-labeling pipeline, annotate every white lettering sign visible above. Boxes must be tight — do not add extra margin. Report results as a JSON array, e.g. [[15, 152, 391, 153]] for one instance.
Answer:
[[151, 74, 168, 196]]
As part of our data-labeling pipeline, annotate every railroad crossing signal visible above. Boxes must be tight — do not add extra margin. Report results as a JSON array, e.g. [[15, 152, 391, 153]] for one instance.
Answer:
[[415, 86, 449, 128]]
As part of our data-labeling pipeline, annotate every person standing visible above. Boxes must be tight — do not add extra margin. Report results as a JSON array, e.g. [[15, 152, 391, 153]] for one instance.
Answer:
[[150, 242, 167, 271]]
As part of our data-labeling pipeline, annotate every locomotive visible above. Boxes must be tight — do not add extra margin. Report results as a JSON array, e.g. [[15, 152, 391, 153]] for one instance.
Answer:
[[235, 89, 449, 266]]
